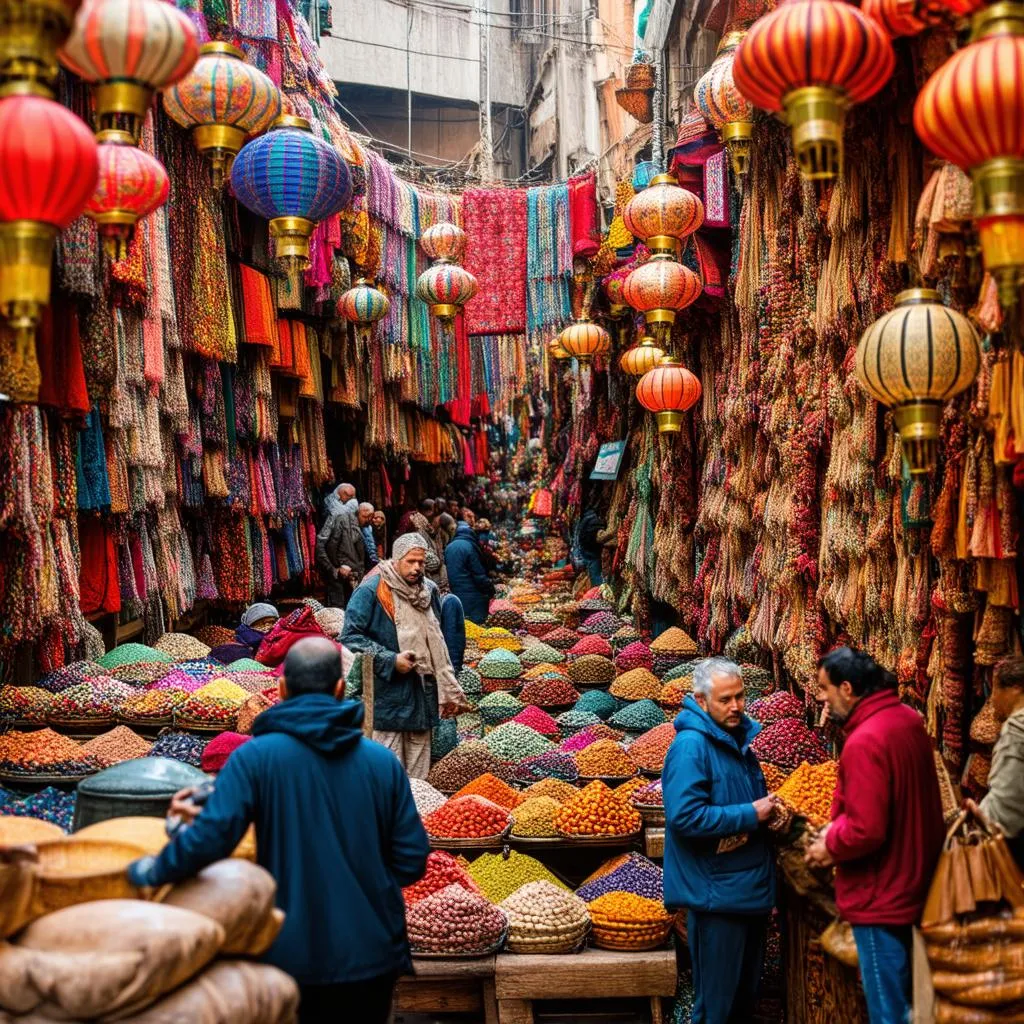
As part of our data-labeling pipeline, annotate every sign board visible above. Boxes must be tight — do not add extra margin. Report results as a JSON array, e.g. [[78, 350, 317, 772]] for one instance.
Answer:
[[590, 441, 626, 481]]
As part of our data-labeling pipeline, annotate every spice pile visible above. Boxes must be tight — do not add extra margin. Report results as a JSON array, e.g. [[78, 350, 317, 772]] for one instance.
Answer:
[[588, 892, 673, 950], [510, 749, 579, 784], [748, 691, 805, 725], [610, 669, 661, 701], [452, 773, 522, 810], [627, 723, 675, 773], [518, 677, 579, 707], [48, 679, 135, 723], [554, 781, 642, 837], [577, 853, 663, 902], [751, 718, 829, 771], [510, 796, 562, 837], [522, 778, 578, 803], [610, 699, 667, 733], [468, 850, 569, 903], [403, 851, 481, 906], [423, 796, 512, 840], [410, 778, 449, 818], [176, 679, 249, 726], [775, 760, 839, 826], [512, 706, 558, 737], [500, 881, 590, 952], [428, 742, 512, 793], [482, 723, 555, 761], [574, 739, 637, 780], [406, 884, 508, 955], [119, 688, 188, 723], [0, 729, 100, 777], [81, 726, 152, 766], [147, 732, 208, 767]]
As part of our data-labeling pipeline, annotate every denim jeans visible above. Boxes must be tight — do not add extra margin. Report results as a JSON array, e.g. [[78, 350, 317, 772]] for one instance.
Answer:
[[852, 924, 912, 1024], [582, 553, 603, 585]]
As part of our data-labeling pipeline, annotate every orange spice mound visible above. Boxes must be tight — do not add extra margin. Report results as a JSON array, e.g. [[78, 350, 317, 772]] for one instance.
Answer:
[[627, 723, 675, 773], [554, 781, 642, 837], [522, 778, 578, 804], [760, 762, 790, 792], [613, 776, 649, 802], [452, 772, 523, 810], [574, 739, 637, 779], [775, 760, 839, 827], [609, 668, 661, 701]]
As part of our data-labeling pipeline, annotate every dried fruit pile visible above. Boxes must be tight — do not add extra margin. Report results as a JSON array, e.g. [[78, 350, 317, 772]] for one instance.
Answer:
[[97, 644, 174, 670], [0, 729, 100, 777], [577, 853, 664, 902], [610, 668, 661, 702], [428, 742, 512, 793], [578, 613, 622, 638], [557, 709, 602, 735], [649, 627, 698, 658], [574, 739, 637, 779], [154, 633, 212, 660], [627, 723, 675, 773], [659, 677, 692, 708], [748, 691, 805, 725], [467, 849, 569, 903], [145, 669, 207, 693], [36, 661, 104, 694], [775, 760, 839, 826], [510, 796, 562, 837], [751, 718, 829, 771], [554, 781, 642, 837], [512, 706, 558, 737], [478, 628, 522, 653], [1, 786, 75, 830], [631, 780, 663, 807], [518, 677, 579, 707], [147, 731, 208, 766], [403, 851, 481, 907], [81, 726, 152, 766], [423, 796, 512, 840], [452, 773, 522, 810], [760, 763, 790, 792], [519, 643, 565, 667], [500, 881, 590, 951], [610, 625, 643, 651], [588, 892, 673, 950], [406, 884, 508, 954], [522, 778, 578, 803]]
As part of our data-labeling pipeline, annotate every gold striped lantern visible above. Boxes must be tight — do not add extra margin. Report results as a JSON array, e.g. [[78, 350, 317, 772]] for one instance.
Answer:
[[694, 32, 755, 178], [915, 2, 1024, 306], [733, 0, 895, 181], [420, 221, 466, 263], [623, 254, 702, 326], [623, 173, 704, 255], [558, 318, 611, 363], [854, 288, 981, 474], [636, 358, 702, 433], [619, 337, 666, 376]]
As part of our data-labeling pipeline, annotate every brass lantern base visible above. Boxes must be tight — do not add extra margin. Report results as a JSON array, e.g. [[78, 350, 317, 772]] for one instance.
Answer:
[[645, 235, 679, 256], [193, 123, 246, 187], [972, 158, 1024, 307], [655, 410, 684, 433], [722, 121, 753, 179], [645, 309, 677, 326], [0, 0, 75, 97], [608, 302, 630, 318], [431, 303, 458, 321], [894, 402, 941, 475], [95, 81, 155, 142], [91, 212, 139, 262], [270, 215, 315, 273], [782, 86, 846, 182]]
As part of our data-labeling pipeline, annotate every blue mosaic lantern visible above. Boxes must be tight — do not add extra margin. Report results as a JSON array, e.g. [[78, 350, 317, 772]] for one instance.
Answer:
[[230, 113, 352, 270]]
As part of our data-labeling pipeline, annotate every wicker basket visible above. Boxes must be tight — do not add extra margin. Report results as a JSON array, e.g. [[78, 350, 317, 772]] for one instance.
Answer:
[[591, 920, 673, 951], [33, 837, 151, 913], [0, 816, 65, 845], [507, 922, 590, 954], [624, 61, 655, 89]]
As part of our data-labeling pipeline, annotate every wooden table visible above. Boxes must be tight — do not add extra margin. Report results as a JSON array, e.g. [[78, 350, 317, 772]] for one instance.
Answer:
[[395, 956, 498, 1022], [494, 946, 678, 1024]]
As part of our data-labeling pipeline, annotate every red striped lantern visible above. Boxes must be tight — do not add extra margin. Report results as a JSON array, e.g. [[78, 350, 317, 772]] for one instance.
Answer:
[[862, 0, 927, 36], [85, 131, 169, 259], [915, 3, 1024, 306], [60, 0, 199, 140], [636, 359, 702, 433], [623, 174, 704, 254], [421, 222, 466, 263], [733, 0, 895, 180], [0, 92, 98, 401], [558, 319, 611, 363], [623, 255, 702, 325], [416, 262, 478, 321]]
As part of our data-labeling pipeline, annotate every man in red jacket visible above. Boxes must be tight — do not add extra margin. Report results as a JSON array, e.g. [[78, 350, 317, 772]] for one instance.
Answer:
[[806, 647, 944, 1024]]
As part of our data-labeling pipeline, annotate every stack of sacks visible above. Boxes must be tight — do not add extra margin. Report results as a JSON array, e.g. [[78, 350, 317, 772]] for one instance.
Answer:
[[0, 859, 294, 1023]]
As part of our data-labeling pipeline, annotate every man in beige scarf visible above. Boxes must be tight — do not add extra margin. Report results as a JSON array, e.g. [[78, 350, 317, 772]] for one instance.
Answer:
[[341, 534, 468, 778]]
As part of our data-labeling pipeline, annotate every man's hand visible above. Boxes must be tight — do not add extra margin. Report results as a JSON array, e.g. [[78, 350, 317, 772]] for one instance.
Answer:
[[395, 651, 418, 673], [805, 825, 835, 868], [339, 565, 353, 579], [753, 796, 777, 823], [169, 787, 202, 825]]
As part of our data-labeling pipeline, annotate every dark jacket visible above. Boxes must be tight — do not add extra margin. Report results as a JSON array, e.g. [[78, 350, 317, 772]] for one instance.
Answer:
[[315, 508, 367, 607], [136, 695, 428, 985], [826, 689, 945, 925], [340, 575, 442, 733], [577, 508, 604, 558], [662, 696, 775, 915], [444, 523, 495, 625], [439, 593, 466, 674]]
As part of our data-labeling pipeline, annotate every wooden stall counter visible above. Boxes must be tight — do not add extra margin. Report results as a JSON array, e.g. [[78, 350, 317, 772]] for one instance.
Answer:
[[395, 956, 498, 1022]]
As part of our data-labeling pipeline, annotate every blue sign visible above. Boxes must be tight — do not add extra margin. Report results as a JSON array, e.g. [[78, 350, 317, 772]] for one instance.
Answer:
[[591, 441, 626, 480]]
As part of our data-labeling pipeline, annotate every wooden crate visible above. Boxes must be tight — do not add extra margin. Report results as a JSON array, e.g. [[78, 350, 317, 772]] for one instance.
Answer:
[[395, 956, 498, 1022]]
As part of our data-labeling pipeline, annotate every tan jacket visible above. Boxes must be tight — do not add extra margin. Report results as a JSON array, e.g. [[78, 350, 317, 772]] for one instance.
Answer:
[[980, 707, 1024, 840]]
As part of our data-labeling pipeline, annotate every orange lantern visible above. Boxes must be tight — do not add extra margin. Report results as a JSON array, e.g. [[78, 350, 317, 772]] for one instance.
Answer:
[[549, 336, 571, 360], [623, 174, 704, 254], [620, 337, 666, 376], [636, 358, 702, 433], [915, 2, 1024, 306], [623, 255, 702, 325], [733, 0, 895, 181], [694, 32, 755, 177], [862, 0, 927, 36], [558, 318, 611, 362]]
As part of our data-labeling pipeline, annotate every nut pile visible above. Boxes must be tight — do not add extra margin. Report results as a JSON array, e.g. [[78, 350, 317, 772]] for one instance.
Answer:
[[627, 723, 676, 773], [81, 726, 152, 766], [522, 778, 578, 803], [574, 739, 637, 779], [748, 691, 805, 725], [750, 718, 829, 771], [631, 780, 663, 807], [423, 796, 512, 839], [428, 742, 512, 793], [614, 642, 654, 673], [609, 699, 668, 733], [0, 729, 100, 777], [478, 691, 523, 726], [452, 773, 522, 810], [518, 677, 579, 707], [48, 678, 135, 722], [119, 688, 188, 722], [482, 723, 555, 761], [510, 750, 580, 784], [659, 677, 692, 708], [610, 625, 642, 651], [0, 686, 52, 724], [500, 881, 590, 951], [610, 669, 661, 702], [649, 627, 698, 658], [569, 636, 614, 659], [519, 643, 564, 667], [512, 706, 559, 737], [147, 731, 208, 766], [154, 633, 212, 660], [568, 655, 616, 687], [775, 760, 839, 826], [540, 627, 579, 652], [410, 778, 449, 818], [403, 851, 482, 906], [176, 678, 249, 725], [554, 781, 642, 837], [510, 796, 562, 837], [577, 854, 664, 902], [467, 850, 569, 903], [406, 884, 508, 954]]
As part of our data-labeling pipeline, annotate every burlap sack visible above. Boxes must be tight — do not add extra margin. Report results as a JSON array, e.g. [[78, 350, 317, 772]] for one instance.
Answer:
[[0, 851, 38, 939], [3, 901, 224, 1020], [161, 860, 282, 956]]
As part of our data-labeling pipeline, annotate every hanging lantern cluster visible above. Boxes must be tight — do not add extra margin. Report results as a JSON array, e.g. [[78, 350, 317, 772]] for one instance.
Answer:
[[915, 2, 1024, 307], [620, 336, 666, 376], [854, 289, 981, 474], [231, 114, 353, 272], [624, 256, 702, 326], [862, 0, 984, 38], [636, 358, 702, 433], [694, 31, 755, 179], [163, 41, 280, 186], [733, 0, 895, 181], [415, 222, 478, 322], [60, 0, 198, 140]]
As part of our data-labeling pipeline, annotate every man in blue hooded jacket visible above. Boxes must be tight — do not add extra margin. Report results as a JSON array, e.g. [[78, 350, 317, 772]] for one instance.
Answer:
[[444, 510, 495, 625], [127, 636, 429, 1024], [662, 657, 778, 1024]]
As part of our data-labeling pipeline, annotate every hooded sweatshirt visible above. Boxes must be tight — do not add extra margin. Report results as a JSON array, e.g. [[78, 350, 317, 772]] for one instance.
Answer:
[[140, 694, 429, 985], [981, 706, 1024, 866]]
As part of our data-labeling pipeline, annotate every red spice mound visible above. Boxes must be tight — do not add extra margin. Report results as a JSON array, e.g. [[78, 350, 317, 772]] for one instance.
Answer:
[[423, 796, 513, 839]]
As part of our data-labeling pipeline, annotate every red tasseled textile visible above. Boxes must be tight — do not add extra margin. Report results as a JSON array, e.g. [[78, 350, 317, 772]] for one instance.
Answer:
[[36, 300, 91, 417], [272, 319, 295, 372], [201, 731, 252, 773], [569, 174, 600, 258], [446, 315, 473, 427], [240, 265, 277, 346], [256, 606, 326, 668], [78, 516, 121, 615]]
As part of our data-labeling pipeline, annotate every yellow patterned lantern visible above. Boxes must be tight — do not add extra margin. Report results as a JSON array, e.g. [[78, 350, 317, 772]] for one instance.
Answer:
[[854, 288, 980, 474], [915, 2, 1024, 306], [623, 174, 704, 254], [619, 337, 666, 376], [162, 41, 279, 185], [694, 32, 755, 179], [558, 318, 611, 363]]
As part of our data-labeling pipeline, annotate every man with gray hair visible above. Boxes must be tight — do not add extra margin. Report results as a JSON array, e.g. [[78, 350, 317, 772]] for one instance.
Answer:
[[662, 657, 778, 1024], [316, 499, 372, 609], [341, 533, 468, 777]]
